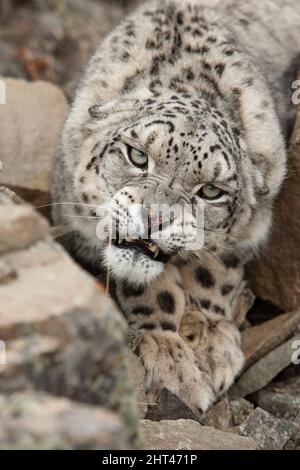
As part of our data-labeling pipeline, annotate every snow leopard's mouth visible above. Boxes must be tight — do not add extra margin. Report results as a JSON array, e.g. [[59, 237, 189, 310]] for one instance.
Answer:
[[112, 232, 171, 263]]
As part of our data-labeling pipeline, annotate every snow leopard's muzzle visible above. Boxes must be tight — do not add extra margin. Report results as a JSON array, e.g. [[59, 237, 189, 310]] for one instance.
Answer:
[[101, 181, 203, 284]]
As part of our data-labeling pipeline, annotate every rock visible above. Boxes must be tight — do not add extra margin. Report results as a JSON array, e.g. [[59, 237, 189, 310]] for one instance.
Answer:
[[254, 390, 300, 425], [239, 408, 297, 450], [200, 397, 231, 431], [0, 335, 61, 382], [271, 370, 300, 396], [249, 92, 300, 311], [230, 398, 254, 426], [0, 189, 141, 448], [0, 391, 128, 450], [141, 419, 257, 450], [0, 197, 49, 254], [230, 337, 298, 397], [0, 259, 17, 284], [284, 429, 300, 450], [241, 311, 300, 370], [0, 78, 68, 207], [146, 389, 200, 422]]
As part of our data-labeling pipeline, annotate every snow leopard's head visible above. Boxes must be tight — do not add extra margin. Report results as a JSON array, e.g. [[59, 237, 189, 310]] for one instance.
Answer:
[[58, 93, 284, 285]]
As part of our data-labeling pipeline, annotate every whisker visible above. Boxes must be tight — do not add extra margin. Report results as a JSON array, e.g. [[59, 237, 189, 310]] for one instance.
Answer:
[[62, 214, 102, 220], [36, 201, 109, 210], [180, 247, 208, 270], [199, 246, 226, 268], [106, 218, 113, 295]]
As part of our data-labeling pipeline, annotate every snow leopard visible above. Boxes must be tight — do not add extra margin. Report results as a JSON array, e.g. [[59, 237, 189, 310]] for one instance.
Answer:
[[52, 0, 300, 413]]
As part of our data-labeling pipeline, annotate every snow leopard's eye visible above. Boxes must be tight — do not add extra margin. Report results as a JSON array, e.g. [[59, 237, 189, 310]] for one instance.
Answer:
[[197, 184, 224, 200], [127, 145, 148, 169]]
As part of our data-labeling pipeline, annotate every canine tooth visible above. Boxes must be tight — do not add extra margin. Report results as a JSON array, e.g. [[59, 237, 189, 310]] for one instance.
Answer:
[[153, 248, 159, 258], [148, 244, 157, 253]]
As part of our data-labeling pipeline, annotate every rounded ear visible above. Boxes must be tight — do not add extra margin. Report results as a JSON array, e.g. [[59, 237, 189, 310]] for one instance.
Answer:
[[87, 92, 153, 120], [88, 105, 103, 118], [88, 100, 119, 119], [88, 100, 120, 118]]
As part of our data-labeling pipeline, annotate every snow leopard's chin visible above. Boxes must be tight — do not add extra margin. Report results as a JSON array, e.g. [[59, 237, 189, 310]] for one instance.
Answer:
[[104, 244, 164, 285]]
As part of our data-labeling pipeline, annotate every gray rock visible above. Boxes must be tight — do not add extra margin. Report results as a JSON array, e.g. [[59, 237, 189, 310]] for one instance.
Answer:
[[284, 428, 300, 450], [230, 398, 254, 426], [141, 419, 257, 450], [270, 369, 300, 396], [0, 189, 142, 448], [239, 407, 297, 450], [0, 391, 128, 450], [146, 389, 201, 422], [231, 338, 298, 397], [255, 390, 300, 425], [241, 311, 300, 370]]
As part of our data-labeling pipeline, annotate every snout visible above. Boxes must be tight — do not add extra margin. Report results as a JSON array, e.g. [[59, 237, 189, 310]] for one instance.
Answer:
[[142, 206, 176, 236]]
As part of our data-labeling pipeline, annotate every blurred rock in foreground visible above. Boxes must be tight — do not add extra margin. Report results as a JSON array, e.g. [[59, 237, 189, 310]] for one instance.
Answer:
[[0, 391, 128, 450], [0, 187, 141, 449]]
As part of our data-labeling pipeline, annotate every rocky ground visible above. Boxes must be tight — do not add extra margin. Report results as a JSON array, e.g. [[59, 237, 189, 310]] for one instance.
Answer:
[[0, 0, 300, 450]]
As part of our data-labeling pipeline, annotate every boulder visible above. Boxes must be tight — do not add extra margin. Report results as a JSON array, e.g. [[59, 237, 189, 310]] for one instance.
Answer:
[[239, 407, 298, 450], [230, 337, 299, 398], [255, 390, 300, 426], [241, 310, 300, 370], [0, 391, 128, 450], [141, 419, 257, 450], [0, 78, 68, 208], [0, 188, 141, 448]]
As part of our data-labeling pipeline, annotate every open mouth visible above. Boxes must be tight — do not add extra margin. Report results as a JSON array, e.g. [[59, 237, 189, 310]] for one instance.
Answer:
[[112, 233, 171, 263]]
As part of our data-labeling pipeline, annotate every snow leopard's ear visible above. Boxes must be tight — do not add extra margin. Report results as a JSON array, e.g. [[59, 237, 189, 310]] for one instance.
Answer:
[[88, 88, 154, 119], [88, 100, 120, 119], [88, 104, 104, 118]]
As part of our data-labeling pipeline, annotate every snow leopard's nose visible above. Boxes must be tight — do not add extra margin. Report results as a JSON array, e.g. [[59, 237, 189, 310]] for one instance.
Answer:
[[142, 206, 175, 236]]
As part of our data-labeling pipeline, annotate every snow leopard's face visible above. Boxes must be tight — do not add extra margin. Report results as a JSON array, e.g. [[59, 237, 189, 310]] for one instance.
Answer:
[[71, 94, 271, 285]]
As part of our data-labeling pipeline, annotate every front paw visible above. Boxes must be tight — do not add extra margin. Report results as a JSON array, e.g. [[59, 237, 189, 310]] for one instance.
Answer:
[[138, 330, 215, 414], [180, 310, 244, 396]]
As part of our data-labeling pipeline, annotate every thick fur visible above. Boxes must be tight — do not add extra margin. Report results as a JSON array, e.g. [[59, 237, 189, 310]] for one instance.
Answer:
[[52, 0, 300, 412]]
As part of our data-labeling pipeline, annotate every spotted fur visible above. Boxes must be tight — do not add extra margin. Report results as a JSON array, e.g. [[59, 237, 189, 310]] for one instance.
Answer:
[[52, 0, 300, 412]]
